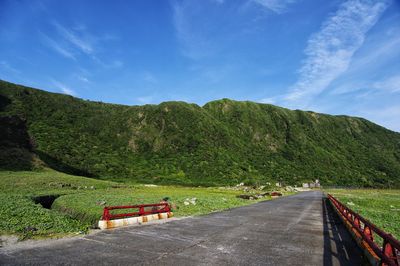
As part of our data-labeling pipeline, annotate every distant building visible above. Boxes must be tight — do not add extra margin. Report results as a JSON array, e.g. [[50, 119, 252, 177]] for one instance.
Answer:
[[302, 180, 321, 188]]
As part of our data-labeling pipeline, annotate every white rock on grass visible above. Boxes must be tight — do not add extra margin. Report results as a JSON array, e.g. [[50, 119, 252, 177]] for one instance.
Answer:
[[190, 198, 197, 205], [183, 198, 197, 206]]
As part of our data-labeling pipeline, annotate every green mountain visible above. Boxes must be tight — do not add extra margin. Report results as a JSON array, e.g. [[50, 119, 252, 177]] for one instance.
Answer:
[[1, 80, 399, 187]]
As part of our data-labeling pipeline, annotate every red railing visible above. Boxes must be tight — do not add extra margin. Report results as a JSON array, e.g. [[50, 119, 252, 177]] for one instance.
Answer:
[[102, 203, 171, 221], [328, 194, 400, 266]]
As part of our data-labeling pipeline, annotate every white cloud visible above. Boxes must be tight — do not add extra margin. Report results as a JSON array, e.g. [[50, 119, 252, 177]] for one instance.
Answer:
[[259, 97, 276, 104], [76, 75, 90, 83], [136, 96, 154, 104], [329, 26, 400, 96], [0, 61, 20, 74], [91, 56, 123, 68], [53, 22, 93, 55], [172, 1, 215, 60], [41, 21, 121, 67], [346, 34, 400, 76], [40, 32, 76, 60], [60, 87, 75, 96], [357, 105, 400, 132], [251, 0, 296, 14], [285, 0, 389, 108], [373, 75, 400, 93], [51, 79, 77, 96], [330, 74, 400, 96], [194, 64, 234, 83], [143, 72, 157, 83], [323, 35, 399, 98]]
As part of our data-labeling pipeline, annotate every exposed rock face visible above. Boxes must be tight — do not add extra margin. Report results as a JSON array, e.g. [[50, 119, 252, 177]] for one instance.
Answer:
[[0, 115, 34, 150], [0, 115, 36, 170]]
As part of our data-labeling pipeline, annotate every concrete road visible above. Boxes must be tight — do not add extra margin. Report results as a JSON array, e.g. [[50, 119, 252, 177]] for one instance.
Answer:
[[0, 191, 365, 265]]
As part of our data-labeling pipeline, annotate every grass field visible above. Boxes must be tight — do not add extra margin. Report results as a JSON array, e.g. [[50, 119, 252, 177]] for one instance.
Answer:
[[0, 170, 280, 240], [325, 189, 400, 240]]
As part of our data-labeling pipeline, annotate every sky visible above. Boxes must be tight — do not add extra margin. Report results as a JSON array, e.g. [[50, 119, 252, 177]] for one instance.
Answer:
[[0, 0, 400, 132]]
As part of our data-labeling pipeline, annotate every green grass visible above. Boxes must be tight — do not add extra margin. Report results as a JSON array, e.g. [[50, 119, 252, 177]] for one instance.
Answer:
[[0, 194, 87, 240], [325, 189, 400, 240], [0, 170, 119, 239], [0, 169, 280, 240], [52, 186, 266, 225], [0, 169, 118, 195]]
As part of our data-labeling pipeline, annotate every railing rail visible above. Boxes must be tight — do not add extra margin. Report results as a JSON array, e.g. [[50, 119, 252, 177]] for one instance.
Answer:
[[102, 203, 171, 221], [327, 194, 400, 266]]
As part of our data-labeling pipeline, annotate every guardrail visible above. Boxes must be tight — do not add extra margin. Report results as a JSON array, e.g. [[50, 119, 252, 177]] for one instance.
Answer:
[[327, 194, 400, 266], [102, 203, 171, 221]]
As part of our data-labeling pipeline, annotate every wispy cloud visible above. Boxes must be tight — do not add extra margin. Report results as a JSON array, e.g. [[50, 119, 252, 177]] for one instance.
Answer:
[[142, 71, 157, 83], [328, 26, 400, 96], [284, 0, 389, 108], [53, 22, 93, 55], [51, 79, 77, 96], [373, 75, 400, 93], [40, 32, 76, 60], [251, 0, 296, 14], [91, 56, 123, 69], [259, 97, 276, 104], [75, 75, 90, 83], [0, 61, 20, 74], [357, 105, 400, 132], [172, 1, 216, 60], [200, 64, 235, 83], [40, 21, 123, 68], [136, 96, 154, 104], [345, 33, 400, 76]]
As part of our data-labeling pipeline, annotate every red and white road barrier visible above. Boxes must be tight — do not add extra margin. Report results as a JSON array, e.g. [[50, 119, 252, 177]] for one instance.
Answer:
[[98, 203, 173, 230]]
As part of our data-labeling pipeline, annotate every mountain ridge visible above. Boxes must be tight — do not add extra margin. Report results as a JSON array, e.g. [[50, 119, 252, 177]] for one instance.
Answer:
[[1, 79, 399, 187]]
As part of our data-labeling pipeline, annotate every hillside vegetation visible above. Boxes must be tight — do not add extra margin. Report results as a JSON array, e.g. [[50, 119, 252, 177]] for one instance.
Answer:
[[1, 80, 400, 187]]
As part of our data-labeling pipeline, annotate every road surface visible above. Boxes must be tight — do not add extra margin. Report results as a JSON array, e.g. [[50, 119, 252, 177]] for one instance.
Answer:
[[0, 191, 365, 265]]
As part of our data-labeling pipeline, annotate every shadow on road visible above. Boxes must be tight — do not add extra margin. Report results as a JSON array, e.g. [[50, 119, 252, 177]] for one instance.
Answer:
[[322, 197, 366, 266]]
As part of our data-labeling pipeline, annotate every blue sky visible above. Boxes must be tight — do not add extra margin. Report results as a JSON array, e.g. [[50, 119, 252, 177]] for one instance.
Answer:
[[0, 0, 399, 132]]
